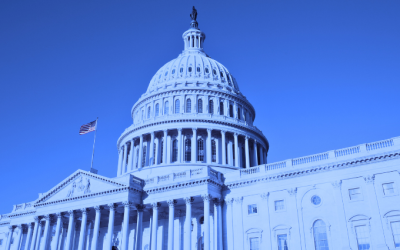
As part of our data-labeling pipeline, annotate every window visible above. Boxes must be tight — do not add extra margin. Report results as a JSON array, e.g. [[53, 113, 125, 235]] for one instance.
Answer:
[[172, 69, 175, 74], [212, 140, 216, 162], [220, 102, 224, 115], [198, 99, 203, 113], [155, 103, 159, 117], [383, 182, 395, 195], [249, 237, 259, 250], [142, 146, 147, 167], [172, 140, 178, 162], [220, 71, 224, 77], [185, 139, 191, 162], [248, 204, 257, 215], [209, 100, 214, 114], [0, 239, 3, 245], [229, 104, 233, 117], [213, 69, 217, 75], [165, 71, 168, 76], [349, 188, 362, 200], [205, 68, 209, 73], [159, 74, 161, 79], [277, 234, 288, 250], [180, 67, 183, 73], [142, 110, 144, 120], [147, 107, 151, 119], [355, 225, 370, 250], [275, 200, 284, 211], [311, 195, 321, 205], [153, 143, 156, 165], [188, 67, 192, 72], [197, 67, 200, 72], [238, 108, 241, 120], [391, 221, 400, 247], [227, 74, 231, 83], [186, 99, 191, 113], [164, 101, 169, 115], [160, 139, 163, 163], [198, 139, 204, 161], [175, 99, 180, 113], [313, 220, 329, 250], [244, 110, 247, 122]]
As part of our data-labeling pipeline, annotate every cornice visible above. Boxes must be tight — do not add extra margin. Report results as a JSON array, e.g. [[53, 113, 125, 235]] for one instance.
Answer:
[[144, 177, 223, 195], [225, 152, 400, 190], [8, 211, 36, 218]]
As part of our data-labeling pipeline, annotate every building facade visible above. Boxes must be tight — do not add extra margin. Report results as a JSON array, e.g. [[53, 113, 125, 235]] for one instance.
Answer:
[[1, 12, 400, 250]]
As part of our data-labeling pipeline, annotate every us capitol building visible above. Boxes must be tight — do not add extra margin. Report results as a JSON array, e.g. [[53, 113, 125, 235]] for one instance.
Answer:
[[1, 9, 400, 250]]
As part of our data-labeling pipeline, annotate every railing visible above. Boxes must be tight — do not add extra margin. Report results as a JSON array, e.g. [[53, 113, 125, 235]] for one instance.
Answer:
[[335, 146, 360, 157], [366, 139, 394, 151], [210, 169, 219, 178], [241, 167, 260, 175], [174, 171, 186, 179], [266, 161, 286, 171], [190, 168, 203, 176], [159, 175, 169, 182], [145, 178, 154, 184], [292, 153, 329, 166]]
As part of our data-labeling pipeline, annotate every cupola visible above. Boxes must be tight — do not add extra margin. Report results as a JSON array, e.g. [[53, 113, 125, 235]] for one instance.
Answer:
[[182, 7, 206, 51]]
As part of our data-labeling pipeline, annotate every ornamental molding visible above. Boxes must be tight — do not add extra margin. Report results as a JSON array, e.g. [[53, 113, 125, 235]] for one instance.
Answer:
[[8, 211, 36, 219], [144, 177, 222, 195], [225, 152, 400, 190]]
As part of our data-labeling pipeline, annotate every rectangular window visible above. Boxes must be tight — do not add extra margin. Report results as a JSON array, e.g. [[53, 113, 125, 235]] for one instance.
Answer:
[[383, 182, 395, 195], [249, 237, 259, 250], [277, 234, 288, 250], [355, 225, 370, 250], [0, 239, 3, 245], [248, 204, 258, 215], [349, 188, 362, 200], [275, 200, 284, 211], [391, 221, 400, 247]]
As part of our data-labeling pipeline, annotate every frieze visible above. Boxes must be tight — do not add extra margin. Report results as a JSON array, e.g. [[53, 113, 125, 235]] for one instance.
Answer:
[[144, 178, 222, 195], [8, 211, 36, 218]]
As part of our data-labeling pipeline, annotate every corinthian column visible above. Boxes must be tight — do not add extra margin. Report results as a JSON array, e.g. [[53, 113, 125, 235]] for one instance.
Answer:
[[191, 128, 197, 163], [29, 217, 39, 250], [117, 146, 123, 176], [163, 130, 168, 164], [128, 139, 134, 170], [221, 131, 226, 165], [53, 213, 63, 250], [253, 139, 258, 166], [149, 132, 155, 166], [245, 136, 250, 168], [121, 201, 131, 250], [40, 215, 51, 250], [138, 135, 144, 169], [15, 225, 23, 250], [151, 202, 161, 250], [234, 133, 239, 167], [331, 181, 352, 250], [213, 198, 223, 250], [106, 203, 116, 250], [184, 197, 194, 250], [4, 226, 13, 250], [177, 129, 182, 163], [65, 211, 75, 250], [167, 200, 177, 250], [202, 195, 212, 250], [91, 206, 102, 250], [78, 209, 89, 250], [206, 129, 212, 163], [134, 204, 145, 250], [24, 223, 34, 250], [35, 221, 43, 250]]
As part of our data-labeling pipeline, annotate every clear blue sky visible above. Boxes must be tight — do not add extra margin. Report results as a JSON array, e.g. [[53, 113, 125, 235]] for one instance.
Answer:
[[0, 1, 399, 214]]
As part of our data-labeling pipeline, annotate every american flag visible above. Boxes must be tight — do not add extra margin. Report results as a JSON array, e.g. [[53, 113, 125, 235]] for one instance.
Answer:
[[79, 120, 97, 135]]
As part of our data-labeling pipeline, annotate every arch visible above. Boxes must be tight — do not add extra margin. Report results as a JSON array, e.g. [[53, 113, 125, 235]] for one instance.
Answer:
[[313, 220, 329, 250], [198, 99, 203, 113], [175, 99, 180, 114], [198, 138, 204, 162], [209, 100, 214, 114], [155, 103, 159, 117], [172, 139, 178, 162], [164, 101, 169, 115], [142, 146, 147, 167], [220, 102, 224, 115], [186, 99, 191, 113], [229, 104, 233, 117], [185, 138, 191, 162], [212, 139, 216, 162]]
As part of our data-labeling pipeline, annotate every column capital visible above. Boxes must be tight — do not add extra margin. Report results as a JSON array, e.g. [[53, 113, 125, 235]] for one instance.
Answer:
[[8, 225, 14, 231], [107, 203, 117, 210], [15, 224, 22, 229], [167, 199, 177, 207], [55, 212, 64, 218], [364, 175, 375, 185], [94, 205, 103, 211], [192, 127, 197, 132], [234, 196, 243, 204], [287, 187, 297, 196], [260, 192, 269, 200], [245, 136, 249, 141], [28, 222, 34, 228], [135, 204, 146, 212], [42, 214, 51, 220], [122, 201, 132, 207], [221, 130, 226, 135], [177, 128, 183, 133], [212, 198, 222, 205], [234, 132, 238, 137], [207, 129, 212, 134], [184, 197, 194, 204], [34, 216, 40, 222], [331, 180, 342, 189], [67, 210, 75, 216], [253, 139, 257, 144], [163, 129, 168, 133], [151, 202, 161, 210], [201, 194, 213, 201], [80, 208, 90, 214], [140, 134, 144, 139], [224, 198, 233, 205]]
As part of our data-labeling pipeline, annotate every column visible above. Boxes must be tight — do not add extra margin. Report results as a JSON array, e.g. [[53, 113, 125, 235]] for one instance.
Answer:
[[15, 225, 23, 250], [227, 140, 233, 166], [77, 209, 89, 250], [202, 195, 212, 250], [65, 211, 75, 250], [29, 217, 39, 250], [167, 200, 177, 250], [259, 147, 264, 164], [245, 137, 250, 168], [117, 147, 123, 176], [260, 193, 272, 250], [128, 139, 134, 170], [91, 206, 102, 250], [34, 221, 43, 250], [106, 203, 116, 250], [163, 130, 168, 164], [287, 188, 302, 250], [134, 205, 145, 250], [191, 128, 197, 163], [121, 144, 127, 173], [4, 226, 13, 250], [53, 213, 62, 250], [184, 197, 194, 250], [138, 135, 144, 169], [151, 202, 161, 250], [232, 197, 244, 249], [224, 199, 234, 250], [213, 198, 223, 250], [24, 223, 33, 250], [234, 133, 239, 168], [221, 131, 226, 165], [206, 129, 212, 164], [331, 181, 352, 250], [121, 202, 131, 250], [364, 175, 389, 249], [40, 215, 50, 250], [177, 129, 182, 163], [253, 140, 258, 166], [149, 132, 155, 165]]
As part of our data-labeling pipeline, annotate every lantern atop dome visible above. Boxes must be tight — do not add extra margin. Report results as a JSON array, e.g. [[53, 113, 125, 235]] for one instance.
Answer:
[[183, 6, 205, 51]]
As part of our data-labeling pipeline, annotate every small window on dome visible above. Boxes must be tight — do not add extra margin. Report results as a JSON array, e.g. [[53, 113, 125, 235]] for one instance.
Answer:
[[205, 68, 209, 73], [220, 72, 224, 77], [188, 67, 192, 72], [180, 68, 183, 73], [227, 75, 231, 82], [159, 74, 161, 79], [165, 71, 168, 76], [213, 69, 217, 75], [172, 69, 175, 74], [197, 67, 200, 72]]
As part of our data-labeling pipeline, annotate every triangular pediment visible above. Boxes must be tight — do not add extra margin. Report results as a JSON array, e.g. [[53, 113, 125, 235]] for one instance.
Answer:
[[35, 170, 127, 204]]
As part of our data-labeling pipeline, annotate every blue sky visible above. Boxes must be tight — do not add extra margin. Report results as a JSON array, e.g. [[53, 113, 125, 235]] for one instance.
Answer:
[[0, 1, 399, 214]]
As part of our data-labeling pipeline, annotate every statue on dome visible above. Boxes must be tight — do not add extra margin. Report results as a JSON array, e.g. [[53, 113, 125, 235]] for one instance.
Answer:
[[190, 6, 197, 21]]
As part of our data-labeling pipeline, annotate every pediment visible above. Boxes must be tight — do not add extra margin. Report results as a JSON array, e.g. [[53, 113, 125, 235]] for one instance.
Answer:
[[35, 170, 127, 204]]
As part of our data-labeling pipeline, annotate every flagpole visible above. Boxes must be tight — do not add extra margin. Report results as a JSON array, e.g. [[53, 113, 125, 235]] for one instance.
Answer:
[[90, 117, 98, 171]]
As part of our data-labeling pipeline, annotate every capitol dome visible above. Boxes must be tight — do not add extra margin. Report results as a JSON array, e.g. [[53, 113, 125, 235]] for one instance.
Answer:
[[116, 16, 269, 179]]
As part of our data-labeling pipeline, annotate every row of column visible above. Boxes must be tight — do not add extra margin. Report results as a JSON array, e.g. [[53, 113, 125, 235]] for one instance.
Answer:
[[118, 128, 267, 175]]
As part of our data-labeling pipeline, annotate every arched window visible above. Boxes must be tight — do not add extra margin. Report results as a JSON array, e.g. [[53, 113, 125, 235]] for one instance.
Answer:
[[229, 104, 233, 117], [172, 140, 178, 162], [205, 68, 209, 73], [220, 102, 224, 115], [172, 69, 175, 74], [155, 103, 159, 117], [238, 108, 241, 120], [209, 100, 214, 114], [198, 139, 204, 161], [212, 140, 216, 162], [197, 67, 200, 72], [185, 139, 191, 162], [186, 99, 191, 113], [175, 99, 180, 114], [142, 146, 147, 167], [198, 99, 203, 113], [313, 220, 329, 250], [147, 107, 151, 119], [165, 101, 169, 115], [188, 67, 192, 72], [160, 139, 163, 164]]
